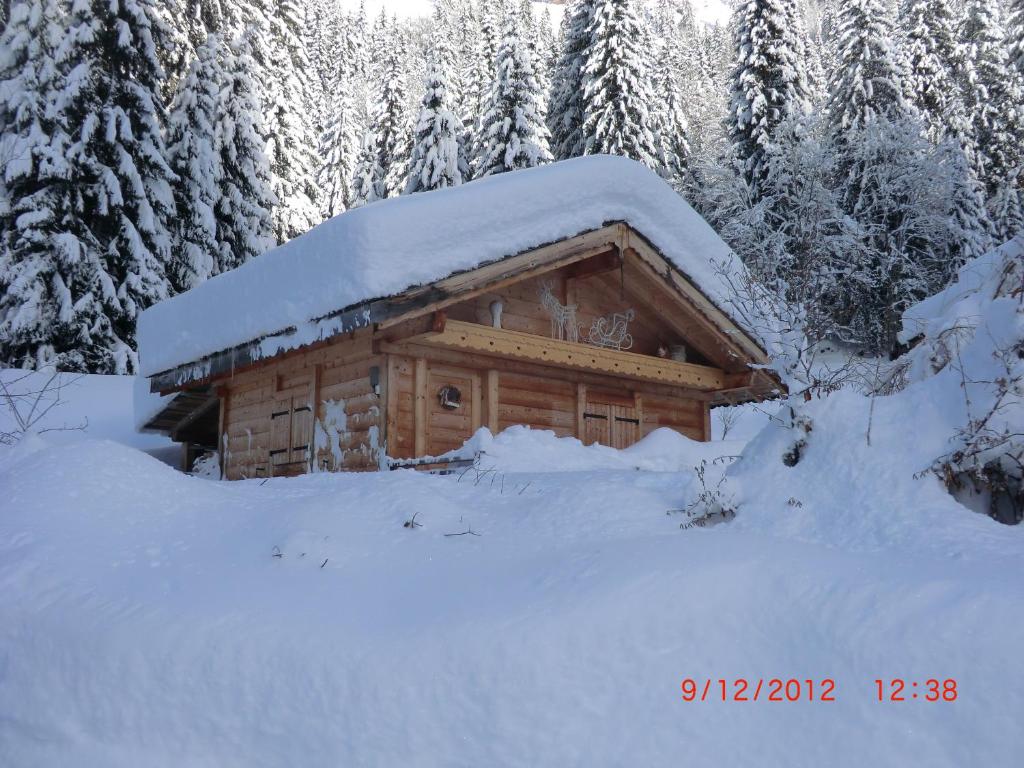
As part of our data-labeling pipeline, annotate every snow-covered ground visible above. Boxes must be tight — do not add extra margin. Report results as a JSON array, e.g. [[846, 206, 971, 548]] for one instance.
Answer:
[[1, 366, 1022, 765], [0, 369, 175, 460]]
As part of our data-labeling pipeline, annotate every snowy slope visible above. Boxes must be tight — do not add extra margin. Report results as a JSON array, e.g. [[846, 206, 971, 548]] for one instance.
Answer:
[[3, 363, 1024, 764], [136, 156, 746, 377], [1, 369, 173, 455], [0, 426, 1021, 766]]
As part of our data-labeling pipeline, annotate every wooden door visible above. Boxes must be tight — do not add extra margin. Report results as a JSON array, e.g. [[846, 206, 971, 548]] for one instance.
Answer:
[[583, 396, 640, 449], [425, 364, 481, 456], [582, 402, 610, 446], [269, 378, 314, 476], [610, 405, 640, 449]]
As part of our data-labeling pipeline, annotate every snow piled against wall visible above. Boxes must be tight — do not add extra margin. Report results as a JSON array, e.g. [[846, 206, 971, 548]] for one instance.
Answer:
[[136, 156, 744, 376]]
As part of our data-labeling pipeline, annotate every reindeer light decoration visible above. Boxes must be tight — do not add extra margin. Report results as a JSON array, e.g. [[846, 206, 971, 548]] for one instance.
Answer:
[[539, 281, 580, 343]]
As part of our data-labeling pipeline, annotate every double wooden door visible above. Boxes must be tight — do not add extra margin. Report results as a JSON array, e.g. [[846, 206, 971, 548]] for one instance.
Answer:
[[270, 376, 314, 476], [582, 396, 640, 449]]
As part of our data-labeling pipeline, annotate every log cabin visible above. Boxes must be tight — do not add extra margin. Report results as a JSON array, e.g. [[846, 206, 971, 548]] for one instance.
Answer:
[[136, 156, 779, 478]]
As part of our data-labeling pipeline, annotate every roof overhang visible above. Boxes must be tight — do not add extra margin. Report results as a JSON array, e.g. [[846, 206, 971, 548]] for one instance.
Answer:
[[147, 222, 780, 400]]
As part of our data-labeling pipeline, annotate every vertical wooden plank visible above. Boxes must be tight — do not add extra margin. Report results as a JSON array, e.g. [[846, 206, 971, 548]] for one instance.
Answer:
[[414, 357, 427, 457], [471, 372, 482, 432], [269, 395, 292, 476], [583, 402, 610, 446], [217, 386, 228, 479], [635, 394, 644, 438], [486, 369, 499, 433], [310, 364, 321, 472], [703, 401, 711, 442], [576, 383, 587, 440], [291, 399, 313, 467], [611, 405, 639, 449], [383, 355, 397, 466]]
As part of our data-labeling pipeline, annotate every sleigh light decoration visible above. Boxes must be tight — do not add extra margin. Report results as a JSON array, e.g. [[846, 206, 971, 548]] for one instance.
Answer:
[[587, 309, 635, 351]]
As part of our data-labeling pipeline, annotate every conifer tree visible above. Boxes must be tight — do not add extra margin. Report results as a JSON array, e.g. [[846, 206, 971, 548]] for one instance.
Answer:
[[958, 0, 1024, 239], [1009, 0, 1024, 79], [375, 46, 413, 198], [0, 0, 75, 369], [579, 0, 662, 169], [901, 0, 966, 144], [0, 0, 174, 373], [478, 1, 503, 82], [936, 135, 995, 264], [216, 32, 276, 272], [548, 0, 594, 160], [826, 0, 911, 141], [317, 78, 358, 217], [349, 129, 382, 208], [405, 59, 468, 194], [474, 26, 552, 178], [165, 32, 224, 292], [262, 0, 321, 241], [728, 0, 813, 196], [656, 65, 692, 191], [461, 3, 488, 134]]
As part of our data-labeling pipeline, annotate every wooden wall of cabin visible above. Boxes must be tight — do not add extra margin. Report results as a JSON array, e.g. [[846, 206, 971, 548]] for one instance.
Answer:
[[443, 263, 708, 363], [218, 332, 384, 480], [383, 346, 709, 461]]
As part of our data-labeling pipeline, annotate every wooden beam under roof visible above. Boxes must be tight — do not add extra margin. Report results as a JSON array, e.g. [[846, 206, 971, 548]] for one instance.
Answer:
[[406, 320, 726, 391]]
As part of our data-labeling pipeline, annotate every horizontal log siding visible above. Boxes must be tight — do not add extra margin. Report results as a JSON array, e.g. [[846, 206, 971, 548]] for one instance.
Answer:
[[220, 332, 383, 479], [498, 372, 577, 437]]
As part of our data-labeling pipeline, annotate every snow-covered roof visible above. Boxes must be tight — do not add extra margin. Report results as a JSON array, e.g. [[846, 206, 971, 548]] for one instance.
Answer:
[[138, 156, 747, 378]]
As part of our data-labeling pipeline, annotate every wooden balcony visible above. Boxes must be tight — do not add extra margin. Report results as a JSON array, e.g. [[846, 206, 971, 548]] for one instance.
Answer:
[[408, 319, 726, 390]]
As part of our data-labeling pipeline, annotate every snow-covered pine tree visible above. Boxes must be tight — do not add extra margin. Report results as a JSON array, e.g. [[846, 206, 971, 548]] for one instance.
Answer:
[[349, 128, 382, 208], [826, 0, 911, 142], [579, 0, 662, 169], [215, 32, 276, 272], [656, 64, 692, 192], [901, 0, 968, 144], [259, 0, 321, 242], [349, 0, 368, 82], [935, 134, 994, 266], [900, 0, 994, 249], [431, 0, 466, 116], [0, 0, 174, 373], [0, 0, 86, 370], [958, 0, 1024, 239], [367, 6, 390, 82], [829, 118, 981, 352], [164, 31, 224, 292], [727, 0, 813, 197], [375, 43, 414, 198], [478, 0, 503, 83], [474, 24, 552, 178], [150, 0, 196, 106], [548, 0, 594, 160], [1009, 0, 1024, 78], [304, 0, 342, 98], [405, 58, 468, 194], [317, 76, 358, 217]]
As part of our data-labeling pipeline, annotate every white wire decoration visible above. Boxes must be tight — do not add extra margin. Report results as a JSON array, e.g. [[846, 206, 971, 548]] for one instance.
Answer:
[[587, 309, 635, 351], [539, 281, 580, 343]]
